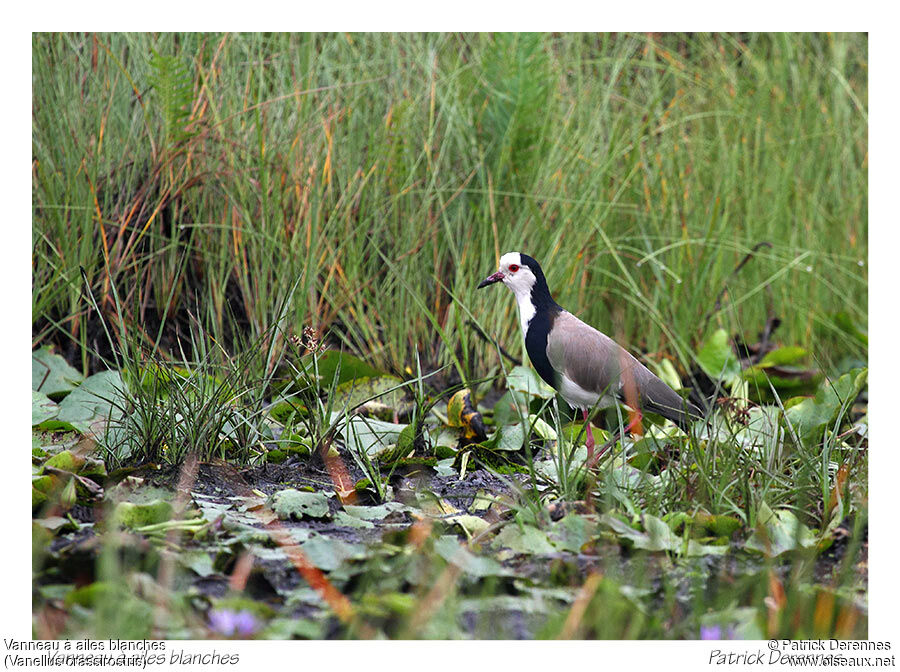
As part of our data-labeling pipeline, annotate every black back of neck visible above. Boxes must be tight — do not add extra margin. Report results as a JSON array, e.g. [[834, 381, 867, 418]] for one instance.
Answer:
[[519, 254, 563, 389], [519, 254, 561, 314]]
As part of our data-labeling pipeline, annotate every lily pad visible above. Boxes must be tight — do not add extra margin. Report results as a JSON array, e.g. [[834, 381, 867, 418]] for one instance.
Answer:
[[32, 347, 84, 399], [269, 489, 330, 520]]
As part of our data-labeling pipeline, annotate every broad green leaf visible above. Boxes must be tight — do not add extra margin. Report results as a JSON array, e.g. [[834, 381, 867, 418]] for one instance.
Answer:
[[654, 358, 683, 391], [758, 346, 808, 367], [495, 422, 525, 451], [745, 502, 816, 557], [55, 370, 125, 434], [112, 499, 174, 529], [32, 347, 84, 398], [506, 365, 556, 399], [733, 406, 783, 452], [32, 390, 59, 426], [433, 536, 509, 577], [43, 449, 85, 474], [332, 512, 376, 529], [784, 368, 867, 447], [334, 375, 406, 413], [493, 523, 556, 554], [342, 502, 410, 521], [491, 389, 530, 427], [696, 329, 740, 383], [685, 540, 730, 556], [549, 513, 597, 553], [269, 489, 330, 520], [335, 414, 407, 458], [600, 513, 679, 552], [527, 414, 557, 441], [300, 350, 384, 386], [299, 535, 365, 571], [180, 551, 217, 577], [445, 514, 491, 539]]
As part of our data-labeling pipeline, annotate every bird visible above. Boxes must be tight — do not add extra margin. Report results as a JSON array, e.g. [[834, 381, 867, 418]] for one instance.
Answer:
[[478, 251, 704, 462]]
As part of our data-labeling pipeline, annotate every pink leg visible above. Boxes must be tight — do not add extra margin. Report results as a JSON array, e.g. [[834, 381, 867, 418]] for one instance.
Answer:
[[583, 409, 595, 462]]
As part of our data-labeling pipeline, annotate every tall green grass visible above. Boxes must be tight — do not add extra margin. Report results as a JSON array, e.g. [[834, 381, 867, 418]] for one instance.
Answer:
[[32, 33, 867, 382]]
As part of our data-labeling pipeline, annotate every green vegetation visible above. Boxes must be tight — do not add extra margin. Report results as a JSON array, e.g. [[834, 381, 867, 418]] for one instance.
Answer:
[[32, 33, 867, 640]]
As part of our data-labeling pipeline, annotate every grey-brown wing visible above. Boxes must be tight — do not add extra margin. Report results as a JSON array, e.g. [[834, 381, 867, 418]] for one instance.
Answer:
[[546, 312, 702, 429]]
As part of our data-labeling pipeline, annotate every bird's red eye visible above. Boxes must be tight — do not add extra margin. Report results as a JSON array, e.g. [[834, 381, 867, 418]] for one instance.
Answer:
[[509, 264, 519, 273]]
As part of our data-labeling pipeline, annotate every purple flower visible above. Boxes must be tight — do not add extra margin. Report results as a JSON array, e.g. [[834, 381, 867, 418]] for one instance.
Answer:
[[208, 608, 258, 637], [700, 624, 737, 640]]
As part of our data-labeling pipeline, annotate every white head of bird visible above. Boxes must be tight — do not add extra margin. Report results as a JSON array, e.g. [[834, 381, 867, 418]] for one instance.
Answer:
[[476, 252, 547, 333]]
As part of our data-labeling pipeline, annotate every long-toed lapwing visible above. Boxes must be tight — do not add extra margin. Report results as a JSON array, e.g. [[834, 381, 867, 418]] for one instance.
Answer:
[[478, 252, 703, 461]]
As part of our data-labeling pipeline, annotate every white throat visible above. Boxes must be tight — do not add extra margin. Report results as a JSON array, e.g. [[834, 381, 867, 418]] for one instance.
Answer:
[[512, 286, 536, 336]]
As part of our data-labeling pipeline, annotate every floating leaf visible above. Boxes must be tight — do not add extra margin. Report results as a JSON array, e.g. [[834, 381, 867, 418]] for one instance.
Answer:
[[269, 489, 330, 520], [32, 347, 84, 399]]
